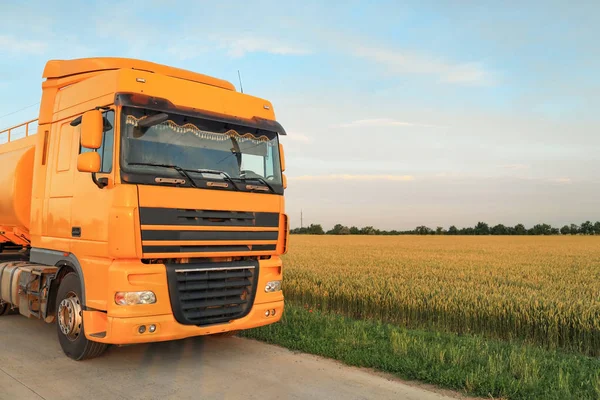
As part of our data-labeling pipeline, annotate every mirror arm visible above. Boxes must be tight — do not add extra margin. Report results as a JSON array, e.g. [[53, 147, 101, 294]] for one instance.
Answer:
[[92, 173, 108, 189]]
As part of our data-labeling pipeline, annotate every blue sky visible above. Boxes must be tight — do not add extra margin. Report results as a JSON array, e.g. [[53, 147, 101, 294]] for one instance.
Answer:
[[1, 1, 598, 229]]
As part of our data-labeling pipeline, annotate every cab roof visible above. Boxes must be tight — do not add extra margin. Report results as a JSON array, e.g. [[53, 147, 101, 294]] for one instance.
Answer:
[[42, 57, 236, 91]]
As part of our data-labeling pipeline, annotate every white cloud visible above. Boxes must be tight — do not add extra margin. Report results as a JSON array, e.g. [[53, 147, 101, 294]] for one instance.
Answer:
[[334, 118, 444, 129], [167, 42, 207, 61], [0, 35, 46, 54], [213, 35, 311, 58], [498, 164, 530, 170], [549, 177, 572, 184], [289, 174, 415, 181], [282, 133, 313, 143], [353, 46, 493, 86]]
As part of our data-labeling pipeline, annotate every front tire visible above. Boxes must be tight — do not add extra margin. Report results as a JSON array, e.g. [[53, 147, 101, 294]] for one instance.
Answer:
[[0, 302, 9, 316], [56, 273, 108, 360]]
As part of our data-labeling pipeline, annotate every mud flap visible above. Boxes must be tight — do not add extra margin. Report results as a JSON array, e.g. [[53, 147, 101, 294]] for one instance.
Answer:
[[83, 310, 109, 340]]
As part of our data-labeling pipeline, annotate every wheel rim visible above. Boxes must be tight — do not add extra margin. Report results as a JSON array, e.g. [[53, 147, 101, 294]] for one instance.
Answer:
[[58, 291, 83, 341]]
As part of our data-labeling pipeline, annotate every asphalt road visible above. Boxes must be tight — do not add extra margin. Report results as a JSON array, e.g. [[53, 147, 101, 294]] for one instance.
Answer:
[[0, 314, 457, 400]]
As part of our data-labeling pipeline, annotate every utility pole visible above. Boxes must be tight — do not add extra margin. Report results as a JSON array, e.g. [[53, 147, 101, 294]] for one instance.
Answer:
[[301, 209, 303, 228]]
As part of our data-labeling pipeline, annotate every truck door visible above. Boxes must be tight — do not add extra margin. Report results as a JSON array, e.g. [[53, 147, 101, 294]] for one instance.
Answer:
[[46, 120, 77, 247], [71, 110, 115, 255]]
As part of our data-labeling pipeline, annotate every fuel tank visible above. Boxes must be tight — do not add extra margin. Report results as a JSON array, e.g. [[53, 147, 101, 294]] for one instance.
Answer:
[[0, 262, 58, 320], [0, 136, 35, 242], [0, 262, 27, 308]]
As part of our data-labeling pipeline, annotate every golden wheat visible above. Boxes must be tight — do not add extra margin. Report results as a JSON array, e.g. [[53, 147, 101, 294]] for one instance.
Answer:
[[282, 235, 600, 356]]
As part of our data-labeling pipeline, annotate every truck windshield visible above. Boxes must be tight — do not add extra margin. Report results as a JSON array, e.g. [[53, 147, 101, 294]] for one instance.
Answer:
[[120, 107, 283, 188]]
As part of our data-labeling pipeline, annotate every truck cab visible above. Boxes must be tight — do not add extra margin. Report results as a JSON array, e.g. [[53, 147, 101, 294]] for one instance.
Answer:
[[0, 58, 289, 360]]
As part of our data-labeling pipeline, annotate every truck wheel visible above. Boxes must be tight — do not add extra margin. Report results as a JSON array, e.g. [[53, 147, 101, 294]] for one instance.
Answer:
[[56, 273, 108, 360], [0, 303, 9, 316]]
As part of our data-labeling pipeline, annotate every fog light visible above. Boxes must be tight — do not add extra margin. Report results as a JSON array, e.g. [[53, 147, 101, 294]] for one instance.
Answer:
[[265, 280, 282, 293], [115, 291, 157, 306], [149, 324, 156, 333], [265, 310, 270, 317], [270, 309, 276, 316], [138, 325, 146, 334]]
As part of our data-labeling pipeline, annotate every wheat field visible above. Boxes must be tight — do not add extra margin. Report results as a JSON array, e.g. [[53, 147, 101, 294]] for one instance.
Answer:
[[281, 235, 600, 356]]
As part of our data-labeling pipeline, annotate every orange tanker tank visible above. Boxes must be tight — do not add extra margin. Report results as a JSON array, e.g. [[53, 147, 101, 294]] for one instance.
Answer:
[[0, 130, 36, 245]]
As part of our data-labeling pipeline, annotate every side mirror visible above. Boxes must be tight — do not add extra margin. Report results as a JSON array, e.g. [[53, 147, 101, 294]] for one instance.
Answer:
[[81, 110, 103, 149], [279, 143, 286, 172], [77, 152, 101, 173], [282, 173, 287, 189]]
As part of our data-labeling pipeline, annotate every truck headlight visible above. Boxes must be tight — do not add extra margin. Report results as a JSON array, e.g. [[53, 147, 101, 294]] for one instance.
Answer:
[[265, 281, 282, 293], [115, 291, 157, 305]]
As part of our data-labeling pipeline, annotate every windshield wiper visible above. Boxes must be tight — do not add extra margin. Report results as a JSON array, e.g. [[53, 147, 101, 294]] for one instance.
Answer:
[[127, 162, 198, 188], [238, 176, 276, 193]]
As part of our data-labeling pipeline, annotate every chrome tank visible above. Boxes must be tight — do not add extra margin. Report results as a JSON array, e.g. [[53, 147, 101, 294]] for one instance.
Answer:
[[0, 262, 27, 308]]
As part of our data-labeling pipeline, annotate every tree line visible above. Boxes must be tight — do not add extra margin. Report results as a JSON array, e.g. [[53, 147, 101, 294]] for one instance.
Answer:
[[290, 221, 600, 235]]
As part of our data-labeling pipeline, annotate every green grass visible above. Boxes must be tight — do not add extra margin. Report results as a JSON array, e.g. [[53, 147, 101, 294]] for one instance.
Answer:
[[240, 304, 600, 400]]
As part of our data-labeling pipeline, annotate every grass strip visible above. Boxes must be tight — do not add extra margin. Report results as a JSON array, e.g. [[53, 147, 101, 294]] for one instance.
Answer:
[[240, 304, 600, 400]]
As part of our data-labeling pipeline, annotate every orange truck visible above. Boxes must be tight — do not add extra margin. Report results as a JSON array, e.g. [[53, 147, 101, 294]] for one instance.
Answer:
[[0, 58, 288, 360]]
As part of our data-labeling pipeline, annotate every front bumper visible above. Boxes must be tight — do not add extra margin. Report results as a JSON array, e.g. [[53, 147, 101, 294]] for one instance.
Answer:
[[82, 257, 284, 344], [83, 300, 283, 344]]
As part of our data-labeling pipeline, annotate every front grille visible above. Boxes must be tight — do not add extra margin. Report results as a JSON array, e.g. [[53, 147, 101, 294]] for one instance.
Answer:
[[140, 208, 280, 256], [140, 208, 279, 227], [166, 261, 259, 326]]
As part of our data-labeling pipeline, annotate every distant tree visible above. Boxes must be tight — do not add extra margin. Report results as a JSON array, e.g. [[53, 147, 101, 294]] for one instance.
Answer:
[[570, 224, 580, 235], [415, 226, 432, 235], [462, 227, 475, 235], [530, 223, 552, 235], [474, 222, 490, 235], [290, 227, 307, 234], [327, 224, 348, 235], [491, 224, 507, 235], [514, 224, 527, 235], [339, 226, 351, 235], [292, 220, 597, 235], [307, 224, 324, 235], [360, 226, 376, 235], [580, 221, 594, 235]]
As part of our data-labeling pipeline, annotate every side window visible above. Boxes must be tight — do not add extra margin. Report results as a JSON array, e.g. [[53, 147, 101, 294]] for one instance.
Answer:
[[80, 110, 114, 173], [57, 123, 74, 172]]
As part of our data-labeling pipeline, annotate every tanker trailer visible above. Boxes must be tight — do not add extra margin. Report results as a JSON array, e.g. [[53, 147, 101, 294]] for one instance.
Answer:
[[0, 135, 35, 247], [0, 131, 58, 319]]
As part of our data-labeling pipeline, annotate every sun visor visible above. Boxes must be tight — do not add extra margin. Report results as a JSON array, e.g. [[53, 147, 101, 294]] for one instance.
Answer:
[[115, 93, 287, 135]]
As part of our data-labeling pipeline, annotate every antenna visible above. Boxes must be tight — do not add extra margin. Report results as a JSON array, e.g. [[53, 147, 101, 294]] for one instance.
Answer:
[[237, 70, 244, 93]]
